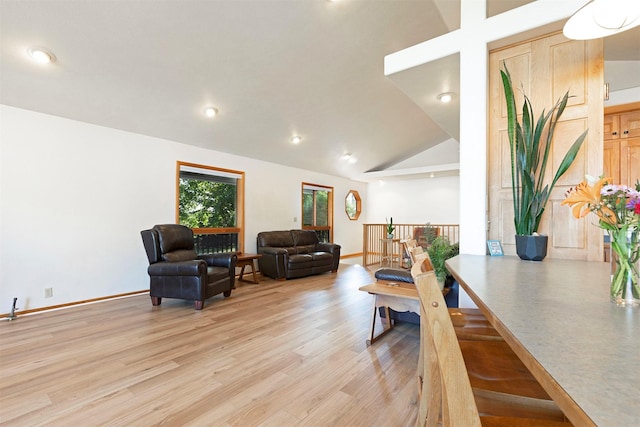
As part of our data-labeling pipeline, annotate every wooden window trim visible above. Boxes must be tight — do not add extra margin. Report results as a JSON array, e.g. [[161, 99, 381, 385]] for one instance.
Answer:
[[301, 182, 334, 242], [176, 161, 245, 253]]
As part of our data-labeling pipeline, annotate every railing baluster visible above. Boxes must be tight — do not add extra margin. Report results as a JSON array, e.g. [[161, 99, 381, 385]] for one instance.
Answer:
[[362, 223, 459, 267], [192, 232, 239, 255]]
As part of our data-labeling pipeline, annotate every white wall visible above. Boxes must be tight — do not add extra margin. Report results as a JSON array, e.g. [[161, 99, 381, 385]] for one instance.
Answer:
[[365, 175, 460, 225], [0, 105, 367, 312]]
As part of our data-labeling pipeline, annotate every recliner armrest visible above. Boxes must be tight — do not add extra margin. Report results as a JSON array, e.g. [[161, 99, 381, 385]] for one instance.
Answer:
[[198, 253, 237, 269], [148, 260, 205, 276]]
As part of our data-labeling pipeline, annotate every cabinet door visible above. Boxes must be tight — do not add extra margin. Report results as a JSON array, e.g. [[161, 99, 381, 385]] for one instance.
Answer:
[[620, 110, 640, 138], [603, 114, 620, 140], [620, 137, 640, 185], [603, 140, 620, 184]]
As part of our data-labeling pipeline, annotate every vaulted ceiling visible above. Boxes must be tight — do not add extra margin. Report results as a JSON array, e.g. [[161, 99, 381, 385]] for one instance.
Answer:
[[1, 1, 638, 180]]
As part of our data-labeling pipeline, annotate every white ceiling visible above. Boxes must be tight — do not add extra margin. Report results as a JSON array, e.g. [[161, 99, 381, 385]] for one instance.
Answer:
[[0, 0, 454, 180], [1, 1, 638, 180]]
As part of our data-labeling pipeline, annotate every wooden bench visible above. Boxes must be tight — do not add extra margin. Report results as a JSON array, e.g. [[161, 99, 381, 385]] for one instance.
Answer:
[[359, 281, 419, 345]]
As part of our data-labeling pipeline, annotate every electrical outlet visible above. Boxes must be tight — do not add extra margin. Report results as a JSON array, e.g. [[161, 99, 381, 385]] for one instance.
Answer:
[[44, 288, 53, 298], [293, 217, 297, 222]]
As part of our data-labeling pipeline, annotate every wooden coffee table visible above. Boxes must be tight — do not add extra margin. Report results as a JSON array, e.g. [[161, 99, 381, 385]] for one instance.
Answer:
[[236, 253, 262, 284], [359, 282, 419, 345]]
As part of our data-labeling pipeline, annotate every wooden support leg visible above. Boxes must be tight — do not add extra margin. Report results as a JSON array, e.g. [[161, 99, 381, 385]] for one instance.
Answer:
[[366, 297, 396, 345], [383, 306, 393, 328], [151, 296, 161, 306], [194, 300, 204, 310], [367, 296, 378, 346], [250, 260, 258, 283], [238, 259, 259, 284]]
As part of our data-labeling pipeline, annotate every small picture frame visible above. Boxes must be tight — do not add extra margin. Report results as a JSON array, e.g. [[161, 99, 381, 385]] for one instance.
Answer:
[[487, 240, 504, 256]]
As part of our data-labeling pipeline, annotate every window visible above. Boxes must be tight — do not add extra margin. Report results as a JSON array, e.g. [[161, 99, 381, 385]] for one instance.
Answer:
[[176, 161, 244, 254], [302, 182, 333, 243]]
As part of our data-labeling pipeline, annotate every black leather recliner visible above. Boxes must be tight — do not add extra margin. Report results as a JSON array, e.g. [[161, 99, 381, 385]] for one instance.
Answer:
[[140, 224, 237, 310]]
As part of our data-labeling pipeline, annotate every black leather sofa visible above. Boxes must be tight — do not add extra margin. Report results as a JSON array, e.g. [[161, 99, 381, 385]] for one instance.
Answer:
[[141, 224, 237, 310], [256, 230, 341, 280]]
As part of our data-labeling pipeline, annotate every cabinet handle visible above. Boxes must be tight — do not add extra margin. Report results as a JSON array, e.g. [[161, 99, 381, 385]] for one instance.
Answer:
[[624, 130, 629, 134], [612, 132, 618, 135]]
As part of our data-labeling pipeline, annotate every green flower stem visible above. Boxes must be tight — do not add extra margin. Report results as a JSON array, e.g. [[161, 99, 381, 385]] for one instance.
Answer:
[[610, 229, 640, 301]]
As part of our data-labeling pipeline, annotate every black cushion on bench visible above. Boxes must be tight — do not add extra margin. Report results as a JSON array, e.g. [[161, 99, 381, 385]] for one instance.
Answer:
[[375, 273, 460, 325], [374, 268, 413, 283]]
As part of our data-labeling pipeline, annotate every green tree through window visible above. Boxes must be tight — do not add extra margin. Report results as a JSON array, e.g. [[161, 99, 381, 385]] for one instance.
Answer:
[[176, 162, 245, 253], [179, 174, 236, 228], [302, 182, 333, 242], [303, 188, 328, 226]]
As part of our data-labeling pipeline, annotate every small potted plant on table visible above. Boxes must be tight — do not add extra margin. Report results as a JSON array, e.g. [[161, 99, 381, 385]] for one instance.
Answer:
[[386, 217, 395, 238]]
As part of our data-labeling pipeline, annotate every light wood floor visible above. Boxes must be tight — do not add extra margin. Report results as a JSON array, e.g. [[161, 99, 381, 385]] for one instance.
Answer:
[[0, 264, 419, 426]]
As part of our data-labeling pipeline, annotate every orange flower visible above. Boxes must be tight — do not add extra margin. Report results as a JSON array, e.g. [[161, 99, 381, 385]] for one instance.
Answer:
[[562, 177, 617, 225]]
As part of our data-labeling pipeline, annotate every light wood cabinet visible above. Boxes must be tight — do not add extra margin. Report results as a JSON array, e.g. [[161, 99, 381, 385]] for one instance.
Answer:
[[620, 110, 640, 138], [620, 137, 640, 186], [604, 110, 640, 140], [603, 114, 619, 140], [603, 139, 620, 183], [603, 108, 640, 184]]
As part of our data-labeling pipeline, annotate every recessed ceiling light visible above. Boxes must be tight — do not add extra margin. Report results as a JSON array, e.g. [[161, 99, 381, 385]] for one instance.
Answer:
[[341, 153, 357, 163], [204, 107, 218, 118], [291, 136, 302, 144], [430, 173, 435, 178], [437, 92, 454, 103], [27, 47, 56, 64]]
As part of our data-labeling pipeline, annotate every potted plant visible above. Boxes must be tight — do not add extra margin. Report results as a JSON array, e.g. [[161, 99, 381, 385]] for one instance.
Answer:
[[501, 64, 588, 261], [427, 236, 459, 290], [422, 222, 438, 247], [385, 217, 395, 238]]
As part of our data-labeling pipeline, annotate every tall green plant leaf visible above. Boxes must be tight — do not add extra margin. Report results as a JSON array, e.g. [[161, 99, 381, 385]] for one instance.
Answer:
[[500, 67, 519, 223], [500, 63, 587, 235]]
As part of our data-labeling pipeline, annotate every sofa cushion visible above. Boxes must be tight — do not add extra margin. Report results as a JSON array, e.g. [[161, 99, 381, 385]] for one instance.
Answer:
[[296, 244, 316, 254], [154, 224, 195, 253], [257, 230, 294, 248], [288, 254, 314, 270], [311, 251, 333, 264], [291, 230, 319, 246], [163, 249, 198, 262], [207, 266, 229, 282]]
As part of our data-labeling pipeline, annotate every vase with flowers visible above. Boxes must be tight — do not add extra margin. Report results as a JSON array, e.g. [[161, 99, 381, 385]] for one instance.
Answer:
[[562, 176, 640, 307]]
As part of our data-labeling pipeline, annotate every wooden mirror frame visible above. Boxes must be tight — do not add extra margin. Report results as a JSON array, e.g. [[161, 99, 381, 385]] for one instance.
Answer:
[[345, 190, 361, 220]]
